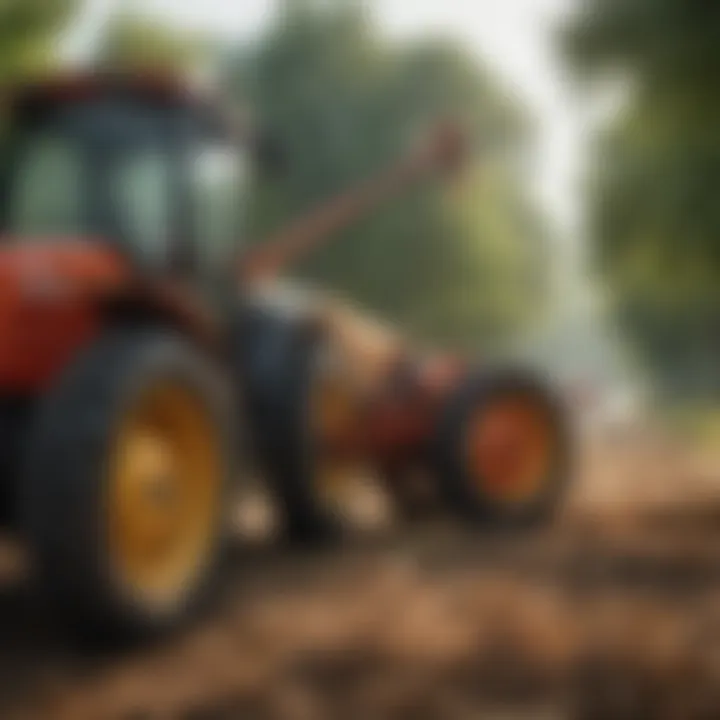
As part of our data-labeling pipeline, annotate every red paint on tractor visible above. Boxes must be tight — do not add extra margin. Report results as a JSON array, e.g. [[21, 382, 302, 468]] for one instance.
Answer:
[[0, 241, 130, 391], [320, 354, 467, 466]]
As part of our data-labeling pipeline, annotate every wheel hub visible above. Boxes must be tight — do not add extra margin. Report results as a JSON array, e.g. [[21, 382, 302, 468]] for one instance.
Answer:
[[108, 383, 221, 609], [466, 394, 554, 503]]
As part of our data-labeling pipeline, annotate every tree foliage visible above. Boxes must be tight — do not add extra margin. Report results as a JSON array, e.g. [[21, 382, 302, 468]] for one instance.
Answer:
[[227, 1, 551, 349], [94, 12, 209, 74], [0, 0, 77, 79], [565, 0, 720, 399]]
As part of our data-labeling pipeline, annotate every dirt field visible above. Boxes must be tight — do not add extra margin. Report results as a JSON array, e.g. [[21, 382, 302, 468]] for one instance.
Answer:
[[2, 429, 720, 720]]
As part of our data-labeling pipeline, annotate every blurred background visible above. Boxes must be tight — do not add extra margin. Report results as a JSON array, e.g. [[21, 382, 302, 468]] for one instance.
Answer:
[[2, 1, 720, 718], [4, 0, 629, 403], [10, 0, 716, 426]]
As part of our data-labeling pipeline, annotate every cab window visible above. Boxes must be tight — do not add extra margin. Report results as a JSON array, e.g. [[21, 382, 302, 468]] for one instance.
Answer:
[[190, 143, 246, 274], [111, 147, 173, 265], [8, 133, 85, 236]]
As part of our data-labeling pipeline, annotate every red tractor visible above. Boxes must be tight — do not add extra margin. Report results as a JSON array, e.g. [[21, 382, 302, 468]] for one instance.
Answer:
[[0, 73, 569, 642]]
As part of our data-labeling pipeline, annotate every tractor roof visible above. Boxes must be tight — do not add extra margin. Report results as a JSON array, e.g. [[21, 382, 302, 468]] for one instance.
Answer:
[[1, 71, 244, 141], [4, 71, 220, 118]]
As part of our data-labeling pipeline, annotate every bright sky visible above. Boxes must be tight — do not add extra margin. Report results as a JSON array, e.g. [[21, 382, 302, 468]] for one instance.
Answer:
[[66, 0, 585, 239]]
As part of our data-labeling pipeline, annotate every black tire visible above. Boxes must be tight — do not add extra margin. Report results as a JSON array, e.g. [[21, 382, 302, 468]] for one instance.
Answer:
[[233, 305, 308, 486], [432, 367, 571, 527], [0, 399, 32, 529], [19, 330, 234, 644], [259, 328, 344, 543], [236, 306, 344, 543]]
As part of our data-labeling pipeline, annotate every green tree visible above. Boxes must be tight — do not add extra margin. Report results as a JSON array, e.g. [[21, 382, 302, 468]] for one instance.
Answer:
[[565, 0, 720, 399], [0, 0, 78, 78], [227, 1, 551, 349], [94, 12, 209, 73]]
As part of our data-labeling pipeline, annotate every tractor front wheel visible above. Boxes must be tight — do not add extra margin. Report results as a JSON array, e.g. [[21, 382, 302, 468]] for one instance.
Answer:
[[20, 330, 233, 643], [433, 368, 570, 527]]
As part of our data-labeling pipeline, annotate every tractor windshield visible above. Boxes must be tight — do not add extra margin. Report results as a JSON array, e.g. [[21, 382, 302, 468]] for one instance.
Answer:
[[0, 96, 248, 273], [1, 126, 86, 237], [0, 96, 248, 272], [0, 98, 184, 267], [190, 142, 248, 275]]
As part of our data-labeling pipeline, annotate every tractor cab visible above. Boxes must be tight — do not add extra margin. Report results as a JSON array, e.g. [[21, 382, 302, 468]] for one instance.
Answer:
[[0, 76, 248, 282]]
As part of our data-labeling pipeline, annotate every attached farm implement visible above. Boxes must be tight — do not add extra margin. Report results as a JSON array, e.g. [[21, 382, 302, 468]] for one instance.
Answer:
[[0, 74, 569, 641]]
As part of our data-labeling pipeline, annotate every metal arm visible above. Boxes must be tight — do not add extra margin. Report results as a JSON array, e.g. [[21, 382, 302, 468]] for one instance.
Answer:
[[238, 121, 466, 284]]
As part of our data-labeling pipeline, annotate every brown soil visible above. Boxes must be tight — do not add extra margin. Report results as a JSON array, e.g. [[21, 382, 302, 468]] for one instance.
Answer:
[[1, 431, 720, 720]]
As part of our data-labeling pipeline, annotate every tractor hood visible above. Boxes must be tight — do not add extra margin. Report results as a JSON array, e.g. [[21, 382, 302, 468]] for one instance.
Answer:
[[0, 240, 131, 392], [0, 239, 130, 296]]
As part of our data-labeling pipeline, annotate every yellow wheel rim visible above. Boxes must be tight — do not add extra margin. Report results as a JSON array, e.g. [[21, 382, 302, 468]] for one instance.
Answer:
[[465, 393, 555, 503], [108, 381, 222, 610]]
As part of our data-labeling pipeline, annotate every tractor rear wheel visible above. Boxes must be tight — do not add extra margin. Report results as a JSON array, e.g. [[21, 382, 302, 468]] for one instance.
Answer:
[[20, 330, 233, 643], [248, 324, 364, 543], [433, 368, 570, 527]]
